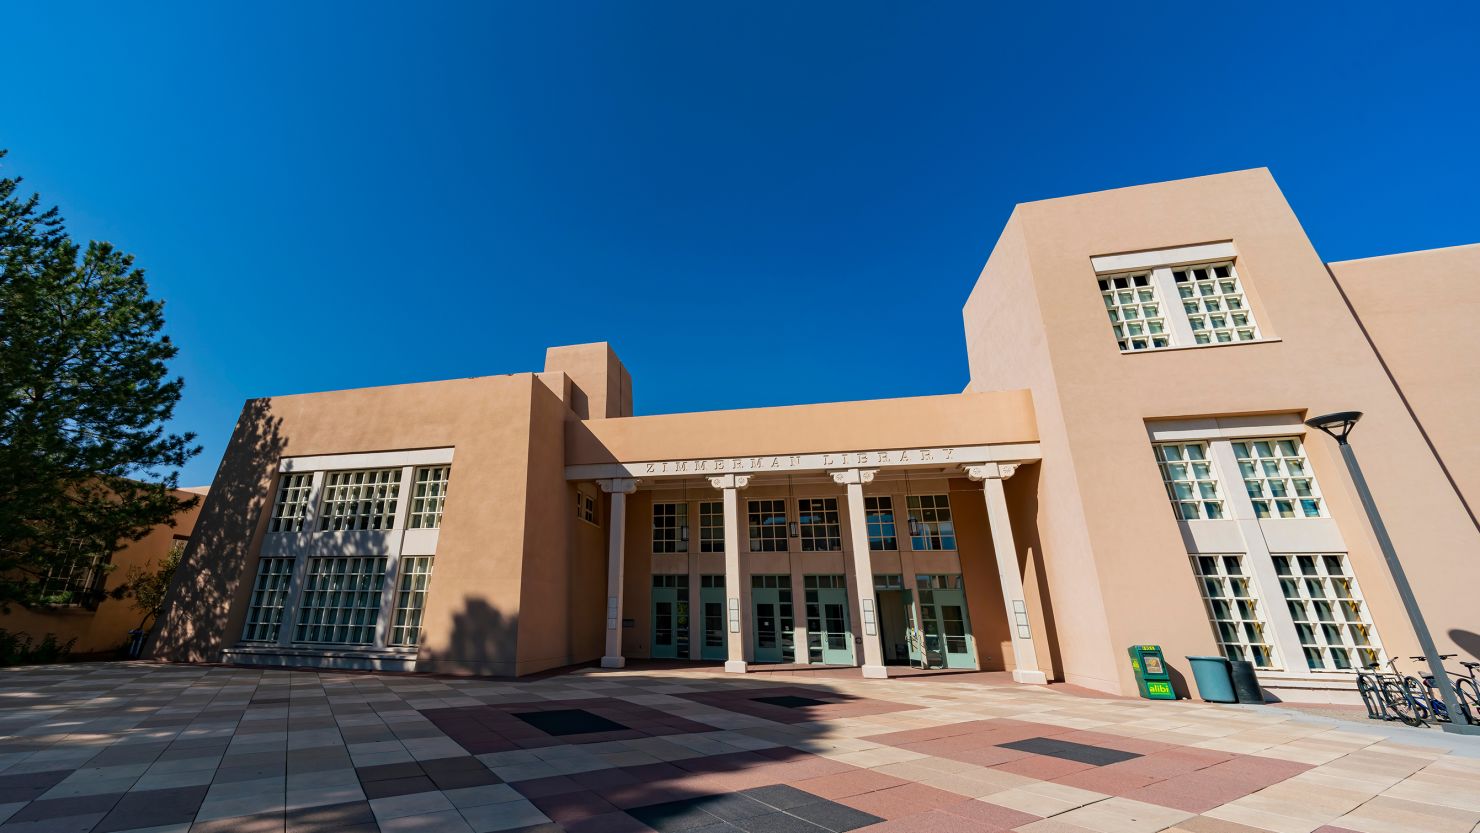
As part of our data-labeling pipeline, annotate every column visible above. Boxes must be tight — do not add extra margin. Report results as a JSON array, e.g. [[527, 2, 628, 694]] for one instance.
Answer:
[[598, 478, 638, 669], [832, 468, 887, 679], [709, 474, 750, 673], [964, 463, 1048, 684]]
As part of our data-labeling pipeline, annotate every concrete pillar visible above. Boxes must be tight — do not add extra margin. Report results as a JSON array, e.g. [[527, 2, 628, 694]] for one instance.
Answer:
[[964, 463, 1048, 684], [710, 474, 751, 673], [598, 478, 638, 668], [832, 468, 887, 679]]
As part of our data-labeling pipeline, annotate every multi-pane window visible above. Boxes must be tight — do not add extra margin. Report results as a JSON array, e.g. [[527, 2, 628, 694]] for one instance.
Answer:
[[874, 574, 905, 590], [748, 499, 789, 552], [1098, 272, 1169, 352], [293, 556, 387, 644], [576, 491, 597, 525], [270, 473, 315, 532], [407, 467, 449, 529], [865, 496, 897, 550], [1189, 555, 1276, 669], [1233, 437, 1324, 518], [241, 557, 296, 642], [699, 501, 724, 553], [318, 469, 402, 531], [35, 547, 105, 607], [700, 574, 726, 589], [1275, 554, 1382, 671], [653, 502, 689, 553], [797, 498, 841, 552], [907, 495, 956, 551], [1174, 262, 1258, 345], [1155, 443, 1224, 519], [388, 557, 433, 647]]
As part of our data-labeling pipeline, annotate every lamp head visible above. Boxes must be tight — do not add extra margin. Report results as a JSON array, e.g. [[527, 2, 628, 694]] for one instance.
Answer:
[[1305, 411, 1363, 445]]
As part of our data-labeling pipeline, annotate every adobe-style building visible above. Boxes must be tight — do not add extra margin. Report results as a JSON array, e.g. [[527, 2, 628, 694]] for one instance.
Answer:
[[150, 169, 1480, 703]]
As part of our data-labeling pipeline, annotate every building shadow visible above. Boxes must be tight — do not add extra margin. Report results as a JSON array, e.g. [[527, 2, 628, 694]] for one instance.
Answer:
[[1010, 464, 1065, 681]]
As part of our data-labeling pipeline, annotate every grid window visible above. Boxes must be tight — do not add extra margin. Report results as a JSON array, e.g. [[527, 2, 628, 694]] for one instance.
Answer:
[[1098, 272, 1169, 351], [1233, 437, 1324, 518], [1174, 262, 1258, 345], [576, 491, 597, 525], [318, 469, 402, 531], [242, 557, 296, 642], [751, 574, 789, 589], [653, 502, 689, 553], [915, 574, 964, 590], [1155, 443, 1224, 519], [874, 574, 904, 590], [699, 501, 724, 553], [35, 548, 105, 607], [803, 575, 845, 589], [797, 498, 841, 552], [865, 496, 897, 550], [1275, 554, 1382, 671], [907, 495, 956, 551], [1190, 555, 1276, 669], [293, 556, 387, 645], [388, 556, 433, 647], [270, 473, 315, 532], [407, 467, 449, 529], [748, 499, 788, 552], [700, 574, 726, 589]]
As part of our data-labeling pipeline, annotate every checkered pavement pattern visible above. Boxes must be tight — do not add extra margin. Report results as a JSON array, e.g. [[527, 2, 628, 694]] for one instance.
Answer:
[[0, 662, 1477, 833]]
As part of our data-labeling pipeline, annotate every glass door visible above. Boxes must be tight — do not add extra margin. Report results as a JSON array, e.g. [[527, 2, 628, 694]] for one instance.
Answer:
[[804, 575, 854, 665], [699, 575, 726, 661], [750, 575, 794, 663], [651, 575, 689, 660], [916, 574, 975, 669]]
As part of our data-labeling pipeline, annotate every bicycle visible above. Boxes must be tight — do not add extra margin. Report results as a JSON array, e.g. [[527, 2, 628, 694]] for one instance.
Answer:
[[1408, 655, 1480, 726], [1356, 659, 1427, 727]]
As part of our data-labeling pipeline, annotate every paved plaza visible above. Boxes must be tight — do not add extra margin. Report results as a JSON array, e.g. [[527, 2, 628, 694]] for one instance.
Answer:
[[0, 663, 1477, 833]]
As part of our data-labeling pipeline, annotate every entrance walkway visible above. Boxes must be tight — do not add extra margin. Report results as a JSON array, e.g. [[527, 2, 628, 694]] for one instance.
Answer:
[[0, 661, 1476, 833]]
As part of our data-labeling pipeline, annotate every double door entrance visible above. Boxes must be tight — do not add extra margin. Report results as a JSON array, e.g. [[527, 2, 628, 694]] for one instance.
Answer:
[[650, 575, 689, 659], [876, 574, 976, 670], [750, 574, 854, 665]]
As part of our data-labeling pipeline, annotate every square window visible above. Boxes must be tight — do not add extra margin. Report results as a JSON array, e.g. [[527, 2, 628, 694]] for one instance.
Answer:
[[653, 502, 689, 553], [906, 495, 955, 550], [748, 499, 788, 552]]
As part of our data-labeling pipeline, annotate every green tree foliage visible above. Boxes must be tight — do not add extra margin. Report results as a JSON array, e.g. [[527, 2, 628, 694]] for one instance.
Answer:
[[0, 150, 199, 608], [112, 540, 185, 630]]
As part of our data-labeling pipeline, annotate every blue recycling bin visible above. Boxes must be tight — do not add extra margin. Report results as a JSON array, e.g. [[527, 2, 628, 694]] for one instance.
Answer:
[[1186, 655, 1237, 703]]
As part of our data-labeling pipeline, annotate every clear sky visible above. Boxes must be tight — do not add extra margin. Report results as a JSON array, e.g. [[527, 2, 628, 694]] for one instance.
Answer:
[[3, 3, 1477, 487]]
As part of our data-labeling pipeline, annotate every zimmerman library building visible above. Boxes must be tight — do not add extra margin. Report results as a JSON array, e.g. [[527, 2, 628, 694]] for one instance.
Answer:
[[151, 169, 1480, 703]]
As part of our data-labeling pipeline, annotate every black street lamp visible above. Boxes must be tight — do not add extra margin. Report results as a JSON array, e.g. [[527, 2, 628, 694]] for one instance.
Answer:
[[1306, 411, 1478, 735]]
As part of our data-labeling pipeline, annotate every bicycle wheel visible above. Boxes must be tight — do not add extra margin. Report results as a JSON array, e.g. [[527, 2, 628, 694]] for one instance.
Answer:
[[1402, 676, 1434, 722], [1381, 680, 1426, 727], [1456, 677, 1480, 725], [1357, 674, 1386, 720]]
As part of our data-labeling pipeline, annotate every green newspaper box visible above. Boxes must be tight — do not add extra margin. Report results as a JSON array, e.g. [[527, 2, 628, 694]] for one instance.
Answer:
[[1128, 644, 1176, 700]]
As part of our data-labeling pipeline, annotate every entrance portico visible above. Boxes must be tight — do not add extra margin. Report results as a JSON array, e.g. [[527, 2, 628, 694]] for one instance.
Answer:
[[569, 440, 1048, 682]]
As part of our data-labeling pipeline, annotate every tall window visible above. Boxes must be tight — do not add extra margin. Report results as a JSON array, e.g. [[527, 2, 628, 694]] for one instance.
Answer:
[[1275, 554, 1382, 671], [318, 469, 402, 531], [865, 496, 897, 551], [242, 557, 296, 642], [699, 501, 724, 553], [407, 467, 449, 529], [1155, 443, 1224, 519], [1234, 437, 1324, 518], [576, 490, 597, 525], [653, 502, 689, 553], [1190, 555, 1276, 668], [388, 557, 434, 647], [294, 556, 387, 644], [1098, 271, 1169, 351], [748, 499, 788, 552], [797, 498, 841, 551], [1174, 262, 1258, 344], [907, 495, 956, 551], [270, 473, 315, 532]]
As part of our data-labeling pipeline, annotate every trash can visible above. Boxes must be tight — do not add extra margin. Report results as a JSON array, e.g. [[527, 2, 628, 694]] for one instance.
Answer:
[[1187, 655, 1237, 703], [1229, 660, 1264, 704], [1128, 645, 1176, 700]]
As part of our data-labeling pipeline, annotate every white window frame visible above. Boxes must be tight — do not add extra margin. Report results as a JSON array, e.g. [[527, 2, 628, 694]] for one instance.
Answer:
[[388, 556, 434, 647], [293, 555, 388, 646], [1154, 442, 1225, 520], [1189, 553, 1278, 669], [747, 499, 789, 553], [699, 500, 724, 553], [906, 494, 956, 551], [1090, 243, 1268, 353], [318, 469, 403, 532], [652, 501, 689, 554], [407, 466, 450, 529], [1274, 553, 1385, 672], [269, 473, 315, 533], [241, 557, 297, 642], [1232, 437, 1326, 519], [864, 495, 897, 551], [797, 497, 842, 552]]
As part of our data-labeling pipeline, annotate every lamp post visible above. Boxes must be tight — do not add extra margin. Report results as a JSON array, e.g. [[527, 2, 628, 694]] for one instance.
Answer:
[[1305, 411, 1478, 735]]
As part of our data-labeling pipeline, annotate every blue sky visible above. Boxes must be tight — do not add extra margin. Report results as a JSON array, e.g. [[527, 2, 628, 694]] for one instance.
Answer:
[[3, 3, 1477, 487]]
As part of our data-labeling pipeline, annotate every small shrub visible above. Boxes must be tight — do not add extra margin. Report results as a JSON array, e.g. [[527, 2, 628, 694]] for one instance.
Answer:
[[0, 629, 76, 666]]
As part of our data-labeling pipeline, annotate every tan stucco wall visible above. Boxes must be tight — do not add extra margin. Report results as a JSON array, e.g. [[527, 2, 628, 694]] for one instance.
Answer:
[[566, 391, 1038, 466], [1329, 244, 1480, 533], [3, 490, 202, 656], [965, 169, 1480, 696]]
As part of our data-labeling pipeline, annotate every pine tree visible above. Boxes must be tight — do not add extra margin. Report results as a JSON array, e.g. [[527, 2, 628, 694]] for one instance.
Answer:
[[0, 150, 200, 608]]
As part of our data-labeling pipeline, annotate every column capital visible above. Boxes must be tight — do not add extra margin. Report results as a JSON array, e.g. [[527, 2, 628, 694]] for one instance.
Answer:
[[597, 477, 639, 494], [708, 474, 751, 490], [829, 468, 877, 486], [963, 462, 1022, 482]]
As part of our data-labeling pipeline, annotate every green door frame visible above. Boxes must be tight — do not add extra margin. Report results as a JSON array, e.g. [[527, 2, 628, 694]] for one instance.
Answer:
[[750, 574, 794, 663], [699, 576, 726, 661], [651, 576, 689, 660], [804, 575, 854, 665], [915, 574, 976, 669]]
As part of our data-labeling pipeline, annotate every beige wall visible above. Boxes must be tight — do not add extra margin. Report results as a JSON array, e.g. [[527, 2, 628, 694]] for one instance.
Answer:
[[964, 169, 1480, 696], [3, 489, 202, 656]]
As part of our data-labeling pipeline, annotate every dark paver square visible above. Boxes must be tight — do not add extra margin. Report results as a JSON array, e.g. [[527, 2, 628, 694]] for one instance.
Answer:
[[428, 767, 501, 790], [998, 736, 1143, 766], [752, 696, 829, 709], [785, 799, 883, 832], [732, 812, 828, 833], [286, 800, 375, 833], [743, 785, 824, 811], [513, 708, 628, 736], [417, 755, 488, 775], [360, 774, 437, 799], [355, 761, 424, 782], [95, 785, 209, 832], [695, 793, 774, 822], [11, 792, 124, 823], [627, 797, 725, 832]]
